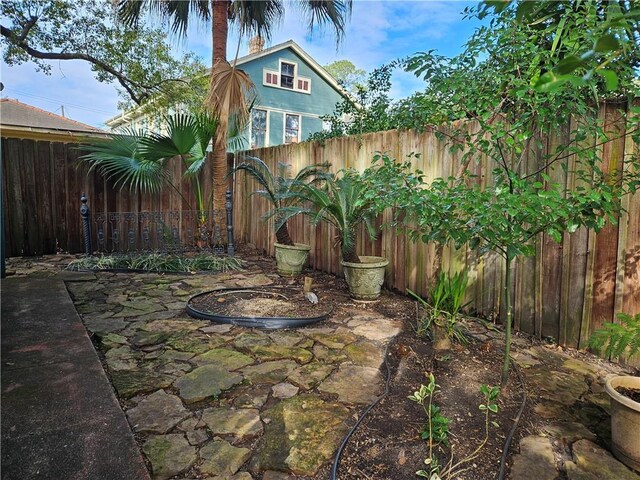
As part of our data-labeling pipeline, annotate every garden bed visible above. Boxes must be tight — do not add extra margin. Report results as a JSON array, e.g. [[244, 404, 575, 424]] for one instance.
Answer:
[[237, 250, 534, 479]]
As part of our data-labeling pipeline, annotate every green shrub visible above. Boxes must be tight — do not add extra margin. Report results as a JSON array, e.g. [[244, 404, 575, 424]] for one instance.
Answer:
[[588, 312, 640, 360]]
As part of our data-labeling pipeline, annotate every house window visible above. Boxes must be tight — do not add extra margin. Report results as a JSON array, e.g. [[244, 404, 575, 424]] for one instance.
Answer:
[[280, 62, 295, 89], [284, 114, 300, 144], [263, 60, 311, 93], [251, 109, 267, 148]]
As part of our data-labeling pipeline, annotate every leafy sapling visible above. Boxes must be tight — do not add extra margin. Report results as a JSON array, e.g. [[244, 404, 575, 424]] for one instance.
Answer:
[[410, 378, 500, 479]]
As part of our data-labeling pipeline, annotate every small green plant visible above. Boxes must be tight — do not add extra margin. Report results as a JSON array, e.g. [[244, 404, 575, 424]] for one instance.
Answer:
[[66, 252, 245, 273], [410, 376, 500, 479], [409, 373, 450, 479], [589, 312, 640, 360], [408, 271, 470, 347]]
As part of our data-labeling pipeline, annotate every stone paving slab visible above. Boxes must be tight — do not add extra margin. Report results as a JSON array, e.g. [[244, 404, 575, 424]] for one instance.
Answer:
[[1, 277, 150, 480]]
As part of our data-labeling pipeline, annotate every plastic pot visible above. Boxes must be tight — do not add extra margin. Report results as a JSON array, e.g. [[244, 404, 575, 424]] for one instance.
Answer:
[[605, 375, 640, 472]]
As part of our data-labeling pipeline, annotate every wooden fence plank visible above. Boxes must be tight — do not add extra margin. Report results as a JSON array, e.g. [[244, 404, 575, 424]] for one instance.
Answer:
[[589, 104, 626, 333]]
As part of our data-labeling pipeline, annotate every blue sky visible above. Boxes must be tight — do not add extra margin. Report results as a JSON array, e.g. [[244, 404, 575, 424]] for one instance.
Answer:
[[1, 1, 481, 128]]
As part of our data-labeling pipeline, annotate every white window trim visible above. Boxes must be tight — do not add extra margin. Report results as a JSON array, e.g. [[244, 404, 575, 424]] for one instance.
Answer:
[[262, 59, 311, 94], [250, 108, 270, 149], [283, 112, 302, 144]]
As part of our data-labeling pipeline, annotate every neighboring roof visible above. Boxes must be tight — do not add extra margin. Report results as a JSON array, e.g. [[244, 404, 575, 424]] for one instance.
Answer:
[[105, 39, 349, 128], [1, 98, 106, 141]]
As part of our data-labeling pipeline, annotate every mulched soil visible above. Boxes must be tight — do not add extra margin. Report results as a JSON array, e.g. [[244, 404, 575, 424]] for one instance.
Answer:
[[617, 387, 640, 403], [338, 331, 528, 480], [238, 247, 535, 480]]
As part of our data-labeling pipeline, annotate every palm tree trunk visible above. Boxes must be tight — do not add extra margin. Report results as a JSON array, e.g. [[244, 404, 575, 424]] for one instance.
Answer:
[[341, 245, 360, 263], [275, 224, 295, 246], [212, 1, 229, 64], [211, 0, 230, 239]]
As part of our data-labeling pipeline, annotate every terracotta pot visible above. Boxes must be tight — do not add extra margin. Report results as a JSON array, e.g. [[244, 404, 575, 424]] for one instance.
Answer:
[[274, 242, 310, 276], [605, 375, 640, 472], [341, 256, 388, 301]]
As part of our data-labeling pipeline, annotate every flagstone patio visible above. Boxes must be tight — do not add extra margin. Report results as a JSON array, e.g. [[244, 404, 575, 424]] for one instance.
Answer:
[[59, 261, 402, 479]]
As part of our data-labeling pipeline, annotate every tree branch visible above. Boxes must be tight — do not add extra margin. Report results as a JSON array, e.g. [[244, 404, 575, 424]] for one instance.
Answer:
[[522, 126, 640, 180], [2, 23, 146, 104]]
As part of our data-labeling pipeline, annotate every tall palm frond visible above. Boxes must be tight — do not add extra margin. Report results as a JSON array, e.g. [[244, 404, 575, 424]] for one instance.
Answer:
[[82, 128, 167, 193], [294, 1, 352, 42], [206, 61, 256, 151], [140, 112, 218, 179], [227, 96, 256, 153], [229, 1, 285, 41], [118, 0, 211, 37]]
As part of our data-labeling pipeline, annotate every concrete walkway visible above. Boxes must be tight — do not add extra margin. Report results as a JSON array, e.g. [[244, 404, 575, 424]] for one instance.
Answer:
[[1, 274, 150, 480]]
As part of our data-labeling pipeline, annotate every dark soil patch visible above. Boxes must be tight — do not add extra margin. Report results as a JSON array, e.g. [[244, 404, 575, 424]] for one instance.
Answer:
[[616, 387, 640, 403], [337, 331, 526, 480]]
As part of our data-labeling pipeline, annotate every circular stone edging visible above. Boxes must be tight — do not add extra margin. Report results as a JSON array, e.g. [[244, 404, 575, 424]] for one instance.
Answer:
[[185, 287, 333, 329]]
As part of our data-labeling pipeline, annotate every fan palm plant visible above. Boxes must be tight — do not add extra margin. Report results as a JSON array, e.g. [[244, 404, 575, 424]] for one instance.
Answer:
[[82, 112, 218, 212], [116, 0, 352, 218], [234, 155, 330, 246]]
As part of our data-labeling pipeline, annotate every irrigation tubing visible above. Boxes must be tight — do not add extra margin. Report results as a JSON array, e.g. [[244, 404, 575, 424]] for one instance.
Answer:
[[330, 341, 393, 480], [496, 358, 527, 480]]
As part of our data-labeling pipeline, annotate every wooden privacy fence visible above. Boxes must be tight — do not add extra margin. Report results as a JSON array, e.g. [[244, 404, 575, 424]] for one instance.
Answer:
[[1, 137, 228, 256], [233, 103, 639, 350]]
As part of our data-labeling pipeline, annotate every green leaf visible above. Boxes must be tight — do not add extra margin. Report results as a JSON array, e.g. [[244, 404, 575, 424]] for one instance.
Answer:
[[507, 245, 520, 260], [555, 55, 586, 75], [594, 34, 620, 53], [597, 69, 619, 91], [547, 228, 562, 243], [534, 71, 569, 92]]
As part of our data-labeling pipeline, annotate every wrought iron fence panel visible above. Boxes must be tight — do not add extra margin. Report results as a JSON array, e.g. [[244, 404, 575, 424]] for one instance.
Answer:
[[92, 209, 230, 254]]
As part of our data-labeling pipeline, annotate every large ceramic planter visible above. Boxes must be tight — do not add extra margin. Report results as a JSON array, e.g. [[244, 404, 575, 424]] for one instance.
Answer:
[[605, 375, 640, 472], [274, 242, 311, 276], [341, 256, 389, 301]]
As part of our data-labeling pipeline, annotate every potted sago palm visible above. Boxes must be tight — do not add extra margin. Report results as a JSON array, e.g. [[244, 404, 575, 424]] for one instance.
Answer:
[[292, 168, 388, 300], [234, 155, 329, 276]]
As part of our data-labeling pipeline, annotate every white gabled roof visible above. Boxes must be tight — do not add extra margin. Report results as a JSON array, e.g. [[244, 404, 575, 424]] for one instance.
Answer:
[[104, 39, 348, 128]]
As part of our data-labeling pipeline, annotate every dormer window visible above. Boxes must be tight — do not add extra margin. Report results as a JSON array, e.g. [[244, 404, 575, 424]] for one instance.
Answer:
[[263, 60, 311, 94], [280, 62, 295, 89]]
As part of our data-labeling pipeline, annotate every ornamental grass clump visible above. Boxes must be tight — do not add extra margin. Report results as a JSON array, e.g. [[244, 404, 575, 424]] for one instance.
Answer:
[[66, 252, 245, 273]]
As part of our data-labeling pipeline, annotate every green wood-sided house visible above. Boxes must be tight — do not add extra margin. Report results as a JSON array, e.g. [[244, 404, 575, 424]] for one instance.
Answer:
[[105, 40, 349, 149]]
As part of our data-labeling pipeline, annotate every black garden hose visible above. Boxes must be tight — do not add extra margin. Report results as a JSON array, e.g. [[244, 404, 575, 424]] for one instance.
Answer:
[[497, 358, 527, 480], [330, 341, 394, 480]]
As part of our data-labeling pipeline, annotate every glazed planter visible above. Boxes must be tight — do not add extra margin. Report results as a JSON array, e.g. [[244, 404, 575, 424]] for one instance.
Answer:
[[341, 256, 389, 301], [605, 375, 640, 472], [274, 242, 311, 276]]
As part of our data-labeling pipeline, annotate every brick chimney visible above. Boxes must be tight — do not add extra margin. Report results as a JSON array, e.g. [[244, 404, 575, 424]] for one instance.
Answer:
[[249, 36, 265, 55]]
